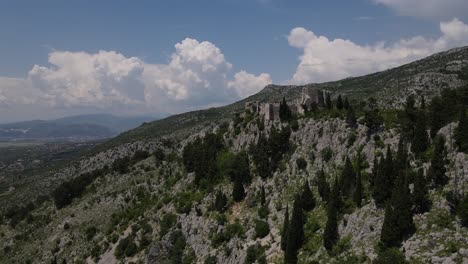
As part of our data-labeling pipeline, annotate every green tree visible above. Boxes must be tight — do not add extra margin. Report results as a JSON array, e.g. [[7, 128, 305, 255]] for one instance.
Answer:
[[394, 137, 408, 174], [325, 92, 332, 109], [344, 97, 350, 110], [373, 146, 394, 207], [280, 97, 292, 121], [346, 107, 357, 129], [370, 155, 380, 190], [323, 179, 339, 251], [260, 185, 266, 206], [213, 190, 227, 212], [336, 95, 344, 110], [232, 175, 245, 202], [364, 97, 383, 135], [429, 96, 445, 138], [250, 134, 270, 179], [354, 154, 363, 208], [340, 156, 356, 200], [459, 195, 468, 228], [411, 110, 429, 155], [455, 105, 468, 153], [316, 169, 330, 202], [399, 95, 418, 140], [281, 205, 289, 251], [284, 195, 304, 264], [428, 136, 448, 188], [413, 169, 431, 214], [374, 247, 408, 264], [301, 180, 316, 211], [380, 171, 415, 248]]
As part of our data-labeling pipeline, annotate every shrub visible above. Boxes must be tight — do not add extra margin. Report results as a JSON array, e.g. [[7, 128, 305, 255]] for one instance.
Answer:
[[85, 226, 97, 241], [115, 237, 137, 259], [321, 147, 333, 162], [211, 221, 244, 247], [374, 247, 408, 264], [296, 158, 307, 170], [254, 220, 270, 239], [204, 256, 217, 264], [160, 213, 177, 237], [175, 191, 204, 214], [258, 205, 269, 219], [245, 243, 266, 264], [458, 195, 468, 227], [291, 119, 300, 131]]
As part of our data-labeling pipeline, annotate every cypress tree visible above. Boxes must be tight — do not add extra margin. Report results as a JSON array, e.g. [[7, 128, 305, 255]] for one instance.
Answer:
[[370, 155, 380, 190], [344, 97, 350, 110], [411, 110, 429, 156], [336, 95, 344, 110], [281, 205, 289, 251], [429, 135, 448, 188], [317, 169, 330, 202], [280, 97, 292, 121], [250, 134, 270, 179], [214, 190, 227, 212], [325, 92, 332, 109], [413, 169, 431, 214], [354, 154, 363, 208], [301, 180, 316, 211], [421, 95, 426, 110], [318, 91, 325, 108], [232, 175, 245, 202], [394, 137, 408, 174], [340, 156, 356, 199], [285, 195, 304, 264], [400, 95, 417, 140], [429, 96, 444, 138], [346, 107, 357, 129], [324, 179, 339, 251], [455, 105, 468, 153], [260, 185, 266, 206], [380, 171, 415, 248], [373, 145, 394, 207]]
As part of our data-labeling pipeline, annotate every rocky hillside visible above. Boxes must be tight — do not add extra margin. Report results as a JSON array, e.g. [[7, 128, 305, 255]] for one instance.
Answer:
[[1, 47, 468, 264]]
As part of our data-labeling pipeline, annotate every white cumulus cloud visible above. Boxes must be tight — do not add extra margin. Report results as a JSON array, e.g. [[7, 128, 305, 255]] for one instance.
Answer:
[[228, 71, 272, 98], [288, 18, 468, 84], [0, 38, 271, 120]]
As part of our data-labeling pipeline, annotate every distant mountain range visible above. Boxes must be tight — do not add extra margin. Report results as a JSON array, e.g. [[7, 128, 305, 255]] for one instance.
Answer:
[[0, 114, 157, 141]]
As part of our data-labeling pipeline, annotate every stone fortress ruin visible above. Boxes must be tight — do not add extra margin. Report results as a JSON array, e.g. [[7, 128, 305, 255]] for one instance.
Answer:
[[245, 87, 326, 121]]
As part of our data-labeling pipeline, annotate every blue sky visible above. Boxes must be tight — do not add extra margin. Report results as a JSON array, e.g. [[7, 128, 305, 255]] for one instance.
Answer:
[[0, 0, 436, 82], [1, 0, 468, 122]]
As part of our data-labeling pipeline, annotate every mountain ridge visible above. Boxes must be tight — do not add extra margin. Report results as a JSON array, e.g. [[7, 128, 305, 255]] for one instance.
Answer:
[[101, 46, 468, 150]]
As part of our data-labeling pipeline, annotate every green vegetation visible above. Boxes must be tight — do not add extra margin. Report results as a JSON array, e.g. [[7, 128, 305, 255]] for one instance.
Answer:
[[254, 220, 270, 239], [455, 105, 468, 153], [300, 181, 315, 211], [160, 213, 177, 237], [324, 179, 340, 251], [374, 247, 408, 264], [428, 136, 448, 188], [210, 221, 245, 248], [380, 171, 415, 248], [183, 133, 224, 187], [284, 195, 305, 263], [250, 126, 291, 179]]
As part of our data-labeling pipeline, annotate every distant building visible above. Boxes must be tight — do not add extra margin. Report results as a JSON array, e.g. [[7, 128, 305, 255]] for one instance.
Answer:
[[260, 102, 280, 121], [244, 88, 324, 121]]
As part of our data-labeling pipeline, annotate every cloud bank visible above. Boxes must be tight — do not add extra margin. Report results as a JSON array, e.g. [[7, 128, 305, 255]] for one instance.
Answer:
[[2, 18, 468, 121], [0, 38, 271, 121], [288, 18, 468, 84]]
